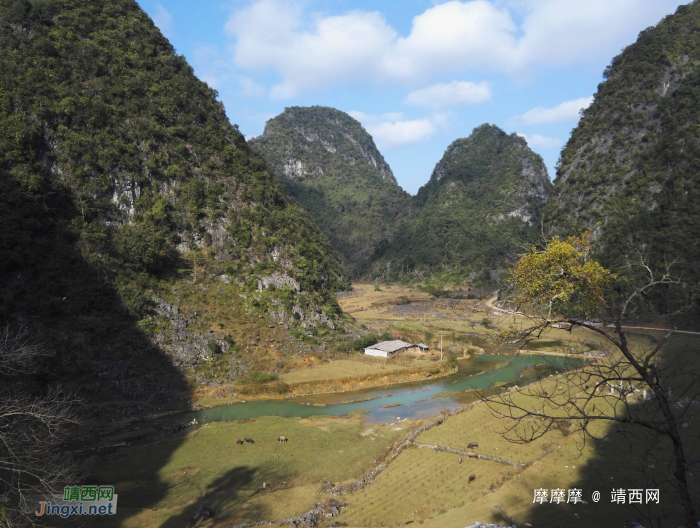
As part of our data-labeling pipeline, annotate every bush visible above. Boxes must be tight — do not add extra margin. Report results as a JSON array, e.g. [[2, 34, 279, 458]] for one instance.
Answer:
[[418, 282, 448, 298], [250, 371, 278, 383], [207, 340, 222, 355], [350, 334, 378, 351]]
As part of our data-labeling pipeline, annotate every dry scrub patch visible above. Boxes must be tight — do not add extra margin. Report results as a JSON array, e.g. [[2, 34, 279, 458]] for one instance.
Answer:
[[280, 359, 411, 383]]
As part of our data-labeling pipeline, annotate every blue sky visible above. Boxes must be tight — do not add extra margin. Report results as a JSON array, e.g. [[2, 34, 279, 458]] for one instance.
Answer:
[[136, 0, 687, 194]]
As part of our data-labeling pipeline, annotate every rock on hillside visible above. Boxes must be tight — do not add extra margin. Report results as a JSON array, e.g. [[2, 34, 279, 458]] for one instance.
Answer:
[[0, 0, 346, 419], [371, 124, 550, 280], [250, 106, 412, 277], [546, 1, 700, 315]]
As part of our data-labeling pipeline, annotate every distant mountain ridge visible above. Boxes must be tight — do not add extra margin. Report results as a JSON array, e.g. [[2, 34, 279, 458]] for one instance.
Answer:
[[250, 106, 412, 277], [370, 124, 551, 281]]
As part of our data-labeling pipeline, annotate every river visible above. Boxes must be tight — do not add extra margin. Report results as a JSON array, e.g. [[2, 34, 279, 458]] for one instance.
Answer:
[[152, 354, 584, 429]]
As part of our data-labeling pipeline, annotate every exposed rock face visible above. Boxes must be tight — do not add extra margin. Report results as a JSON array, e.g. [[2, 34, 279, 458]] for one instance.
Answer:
[[0, 0, 347, 426], [370, 124, 551, 279], [250, 106, 411, 277], [547, 2, 700, 317]]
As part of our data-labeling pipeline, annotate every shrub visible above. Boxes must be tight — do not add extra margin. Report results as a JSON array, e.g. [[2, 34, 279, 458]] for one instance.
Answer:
[[208, 340, 222, 355], [250, 371, 278, 383], [350, 334, 379, 351]]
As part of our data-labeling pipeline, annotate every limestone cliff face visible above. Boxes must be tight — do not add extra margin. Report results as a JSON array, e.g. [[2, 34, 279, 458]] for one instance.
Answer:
[[250, 106, 411, 277], [425, 126, 549, 226], [0, 0, 348, 420], [370, 124, 551, 280], [546, 2, 700, 314]]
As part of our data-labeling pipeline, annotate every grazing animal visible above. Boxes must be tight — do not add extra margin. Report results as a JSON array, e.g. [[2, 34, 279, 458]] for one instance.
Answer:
[[236, 439, 244, 445], [244, 437, 254, 443], [277, 436, 288, 442], [467, 442, 478, 449], [458, 457, 463, 464], [468, 474, 476, 483]]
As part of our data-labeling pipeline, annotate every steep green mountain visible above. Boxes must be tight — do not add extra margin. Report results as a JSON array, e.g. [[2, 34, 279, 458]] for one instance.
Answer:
[[371, 124, 551, 281], [546, 1, 700, 314], [249, 106, 411, 277], [0, 0, 347, 417]]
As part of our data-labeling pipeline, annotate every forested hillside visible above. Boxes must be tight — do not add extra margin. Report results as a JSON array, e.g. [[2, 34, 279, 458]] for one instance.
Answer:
[[547, 1, 700, 316], [371, 124, 551, 282], [0, 0, 347, 418], [250, 106, 412, 277]]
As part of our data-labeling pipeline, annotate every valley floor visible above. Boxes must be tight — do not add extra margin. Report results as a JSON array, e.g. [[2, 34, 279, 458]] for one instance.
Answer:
[[78, 283, 699, 528]]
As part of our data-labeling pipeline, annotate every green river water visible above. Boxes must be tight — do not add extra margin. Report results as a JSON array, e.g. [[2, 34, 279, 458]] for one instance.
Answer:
[[152, 354, 584, 428]]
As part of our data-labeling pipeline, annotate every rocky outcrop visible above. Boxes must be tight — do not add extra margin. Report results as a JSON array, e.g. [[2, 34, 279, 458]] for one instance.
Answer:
[[369, 124, 551, 281], [250, 106, 411, 277]]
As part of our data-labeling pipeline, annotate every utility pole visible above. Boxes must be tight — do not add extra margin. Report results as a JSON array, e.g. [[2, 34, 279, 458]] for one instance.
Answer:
[[440, 332, 443, 361]]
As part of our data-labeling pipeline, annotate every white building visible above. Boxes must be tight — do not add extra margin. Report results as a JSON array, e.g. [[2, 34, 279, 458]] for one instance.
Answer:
[[364, 340, 414, 358]]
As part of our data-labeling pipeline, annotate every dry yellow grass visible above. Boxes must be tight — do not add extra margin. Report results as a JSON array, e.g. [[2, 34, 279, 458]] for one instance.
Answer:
[[279, 359, 413, 383], [89, 415, 413, 527]]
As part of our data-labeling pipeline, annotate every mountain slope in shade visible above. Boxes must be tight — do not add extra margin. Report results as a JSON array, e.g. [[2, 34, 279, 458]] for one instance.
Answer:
[[0, 0, 348, 419], [371, 124, 551, 280], [250, 106, 412, 277], [546, 1, 700, 315]]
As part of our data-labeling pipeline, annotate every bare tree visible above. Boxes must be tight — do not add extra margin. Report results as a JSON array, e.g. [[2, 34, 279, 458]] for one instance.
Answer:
[[0, 327, 80, 527], [483, 232, 699, 528]]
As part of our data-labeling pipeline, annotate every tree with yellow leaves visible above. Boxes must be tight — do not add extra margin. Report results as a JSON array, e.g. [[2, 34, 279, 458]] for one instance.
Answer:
[[486, 231, 698, 527]]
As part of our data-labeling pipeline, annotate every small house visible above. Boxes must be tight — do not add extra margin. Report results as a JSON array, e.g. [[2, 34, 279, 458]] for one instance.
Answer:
[[364, 340, 414, 358], [415, 343, 430, 352]]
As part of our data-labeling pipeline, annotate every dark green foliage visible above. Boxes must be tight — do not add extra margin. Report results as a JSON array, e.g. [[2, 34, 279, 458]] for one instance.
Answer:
[[371, 125, 551, 281], [0, 0, 347, 325], [250, 106, 412, 278], [548, 2, 700, 317], [350, 334, 379, 351], [417, 282, 448, 298], [347, 331, 392, 351], [249, 371, 278, 384]]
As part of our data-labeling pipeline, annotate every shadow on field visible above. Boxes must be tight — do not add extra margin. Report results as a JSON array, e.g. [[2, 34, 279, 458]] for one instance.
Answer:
[[504, 428, 696, 528], [160, 465, 271, 527], [493, 339, 700, 528], [0, 171, 191, 524]]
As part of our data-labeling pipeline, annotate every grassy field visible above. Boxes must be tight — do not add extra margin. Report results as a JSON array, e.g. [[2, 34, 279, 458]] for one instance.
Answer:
[[87, 415, 415, 527], [340, 283, 614, 357], [279, 358, 433, 383], [85, 283, 698, 528], [331, 332, 700, 528]]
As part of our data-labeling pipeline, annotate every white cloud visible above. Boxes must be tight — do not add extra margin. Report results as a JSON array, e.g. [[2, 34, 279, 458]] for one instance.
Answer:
[[405, 81, 492, 108], [152, 3, 173, 34], [517, 132, 562, 148], [349, 111, 439, 149], [348, 111, 405, 123], [515, 96, 593, 124], [225, 0, 682, 97], [240, 76, 266, 97], [367, 119, 435, 150]]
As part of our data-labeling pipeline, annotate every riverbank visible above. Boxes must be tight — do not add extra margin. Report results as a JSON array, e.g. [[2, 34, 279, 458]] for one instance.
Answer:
[[188, 361, 457, 409]]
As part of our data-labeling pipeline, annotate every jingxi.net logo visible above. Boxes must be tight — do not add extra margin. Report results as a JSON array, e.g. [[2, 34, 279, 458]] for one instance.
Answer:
[[35, 486, 118, 518]]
